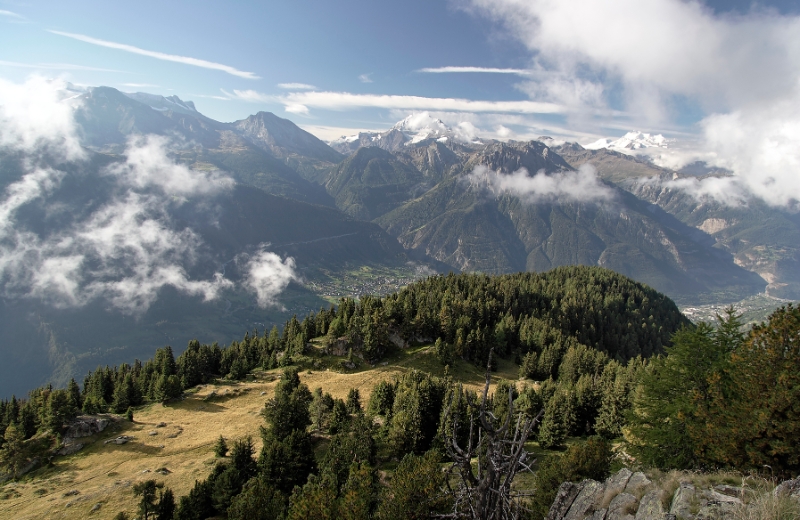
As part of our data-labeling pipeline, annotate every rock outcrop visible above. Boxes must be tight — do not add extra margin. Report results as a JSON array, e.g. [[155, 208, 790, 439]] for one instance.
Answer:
[[545, 468, 798, 520]]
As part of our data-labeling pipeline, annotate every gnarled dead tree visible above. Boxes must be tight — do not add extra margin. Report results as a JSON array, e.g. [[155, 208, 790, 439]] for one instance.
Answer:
[[437, 351, 544, 520]]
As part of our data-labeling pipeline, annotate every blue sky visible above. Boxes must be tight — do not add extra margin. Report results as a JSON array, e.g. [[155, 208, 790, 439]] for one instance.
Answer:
[[2, 0, 800, 151]]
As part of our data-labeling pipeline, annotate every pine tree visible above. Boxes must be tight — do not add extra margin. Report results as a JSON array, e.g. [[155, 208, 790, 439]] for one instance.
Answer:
[[133, 480, 163, 520], [0, 422, 26, 478], [213, 435, 228, 457], [345, 388, 361, 415]]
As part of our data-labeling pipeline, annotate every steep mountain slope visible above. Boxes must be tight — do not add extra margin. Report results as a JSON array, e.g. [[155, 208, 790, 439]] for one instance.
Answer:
[[553, 143, 670, 183], [325, 147, 425, 220], [74, 87, 334, 206], [374, 139, 765, 302], [627, 177, 800, 299], [232, 111, 343, 183], [553, 143, 800, 300]]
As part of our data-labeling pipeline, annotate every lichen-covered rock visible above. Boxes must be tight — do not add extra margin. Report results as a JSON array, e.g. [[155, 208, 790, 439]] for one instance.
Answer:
[[547, 482, 581, 520], [103, 435, 132, 445], [607, 492, 638, 520], [57, 442, 84, 456], [702, 489, 741, 505], [695, 501, 737, 520], [774, 477, 800, 498], [63, 416, 110, 440], [605, 468, 634, 498], [712, 484, 742, 498], [591, 508, 607, 520], [669, 482, 696, 519], [624, 472, 652, 496], [565, 480, 605, 520], [634, 490, 665, 520]]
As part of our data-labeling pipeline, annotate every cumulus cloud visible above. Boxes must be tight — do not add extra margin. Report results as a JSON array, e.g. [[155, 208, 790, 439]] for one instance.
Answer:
[[0, 76, 85, 160], [241, 247, 297, 308], [464, 163, 615, 204], [108, 135, 234, 196], [465, 0, 800, 207], [0, 139, 237, 314], [0, 79, 298, 314]]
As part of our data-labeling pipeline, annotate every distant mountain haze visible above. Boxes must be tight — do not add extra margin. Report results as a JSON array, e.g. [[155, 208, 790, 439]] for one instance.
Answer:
[[0, 84, 796, 397]]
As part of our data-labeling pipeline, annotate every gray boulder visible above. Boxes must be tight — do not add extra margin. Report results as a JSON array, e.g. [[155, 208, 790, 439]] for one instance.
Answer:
[[774, 477, 800, 498], [607, 492, 638, 520], [624, 472, 652, 496], [564, 480, 605, 520], [634, 490, 665, 520], [605, 468, 634, 498], [669, 482, 696, 519], [547, 482, 581, 520]]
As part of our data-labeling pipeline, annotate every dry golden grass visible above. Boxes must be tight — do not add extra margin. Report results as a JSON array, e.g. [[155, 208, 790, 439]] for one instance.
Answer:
[[0, 347, 519, 519]]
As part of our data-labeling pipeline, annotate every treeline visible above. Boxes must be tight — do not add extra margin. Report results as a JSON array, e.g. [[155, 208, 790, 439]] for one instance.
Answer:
[[0, 267, 686, 452], [324, 266, 687, 367]]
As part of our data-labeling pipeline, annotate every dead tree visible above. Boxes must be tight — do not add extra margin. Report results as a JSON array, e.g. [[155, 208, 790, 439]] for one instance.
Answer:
[[437, 351, 544, 520]]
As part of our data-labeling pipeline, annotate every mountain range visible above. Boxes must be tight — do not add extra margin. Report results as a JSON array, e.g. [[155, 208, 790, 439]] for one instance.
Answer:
[[0, 86, 797, 396]]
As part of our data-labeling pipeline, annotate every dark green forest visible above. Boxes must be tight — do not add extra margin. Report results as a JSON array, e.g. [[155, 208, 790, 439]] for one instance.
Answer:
[[2, 266, 799, 519]]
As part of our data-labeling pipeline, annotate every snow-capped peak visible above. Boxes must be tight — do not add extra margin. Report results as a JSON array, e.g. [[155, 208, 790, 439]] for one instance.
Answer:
[[585, 131, 671, 151], [123, 92, 198, 115], [392, 112, 450, 144]]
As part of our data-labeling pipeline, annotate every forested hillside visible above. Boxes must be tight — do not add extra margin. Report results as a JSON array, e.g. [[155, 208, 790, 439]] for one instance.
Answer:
[[2, 269, 799, 519]]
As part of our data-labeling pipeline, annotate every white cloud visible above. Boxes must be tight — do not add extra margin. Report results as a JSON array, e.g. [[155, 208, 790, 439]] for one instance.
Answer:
[[0, 77, 300, 314], [359, 73, 373, 83], [278, 90, 565, 114], [417, 66, 531, 75], [121, 83, 160, 88], [108, 135, 234, 196], [0, 76, 85, 160], [0, 60, 124, 72], [464, 163, 615, 204], [277, 82, 316, 90], [0, 9, 23, 19], [465, 0, 800, 207], [241, 247, 297, 308], [223, 88, 272, 103], [49, 30, 259, 79], [0, 135, 238, 314], [662, 176, 749, 207]]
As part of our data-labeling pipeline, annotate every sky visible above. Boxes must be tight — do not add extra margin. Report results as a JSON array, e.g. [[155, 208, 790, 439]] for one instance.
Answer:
[[2, 1, 800, 169]]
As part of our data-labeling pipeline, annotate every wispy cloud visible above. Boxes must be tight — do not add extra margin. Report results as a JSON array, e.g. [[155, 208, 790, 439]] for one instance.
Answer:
[[417, 66, 531, 75], [0, 60, 126, 73], [192, 93, 231, 101], [358, 73, 373, 83], [0, 9, 24, 19], [121, 83, 160, 88], [222, 88, 272, 102], [277, 82, 316, 90], [278, 91, 565, 115], [48, 30, 259, 79]]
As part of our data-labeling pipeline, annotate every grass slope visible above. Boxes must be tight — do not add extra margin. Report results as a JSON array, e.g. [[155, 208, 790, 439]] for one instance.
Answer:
[[0, 345, 519, 519]]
